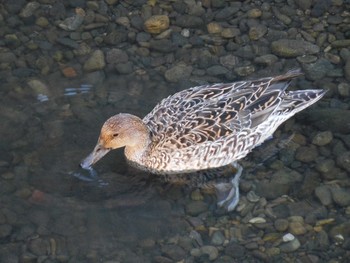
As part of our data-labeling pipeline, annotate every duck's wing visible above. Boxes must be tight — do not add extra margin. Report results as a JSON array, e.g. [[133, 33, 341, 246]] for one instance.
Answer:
[[143, 70, 302, 151]]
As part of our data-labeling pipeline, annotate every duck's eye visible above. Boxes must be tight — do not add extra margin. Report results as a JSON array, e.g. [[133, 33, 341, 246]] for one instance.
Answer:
[[112, 133, 119, 137]]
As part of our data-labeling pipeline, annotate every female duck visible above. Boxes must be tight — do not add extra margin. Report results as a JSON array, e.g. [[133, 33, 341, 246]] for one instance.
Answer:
[[81, 70, 325, 211]]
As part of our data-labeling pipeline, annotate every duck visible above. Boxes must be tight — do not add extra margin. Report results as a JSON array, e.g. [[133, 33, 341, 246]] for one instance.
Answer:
[[81, 69, 326, 211]]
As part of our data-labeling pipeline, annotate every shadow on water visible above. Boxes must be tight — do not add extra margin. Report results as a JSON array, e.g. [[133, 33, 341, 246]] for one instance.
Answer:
[[0, 74, 191, 261]]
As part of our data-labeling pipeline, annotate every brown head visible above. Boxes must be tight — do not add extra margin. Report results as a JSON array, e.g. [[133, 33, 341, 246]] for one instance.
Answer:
[[80, 113, 150, 168]]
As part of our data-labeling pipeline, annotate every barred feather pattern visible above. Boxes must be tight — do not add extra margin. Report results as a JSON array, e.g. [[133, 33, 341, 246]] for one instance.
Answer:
[[136, 70, 325, 174]]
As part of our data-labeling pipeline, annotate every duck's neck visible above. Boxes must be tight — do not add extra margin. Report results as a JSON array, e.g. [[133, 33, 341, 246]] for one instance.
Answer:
[[124, 123, 151, 163]]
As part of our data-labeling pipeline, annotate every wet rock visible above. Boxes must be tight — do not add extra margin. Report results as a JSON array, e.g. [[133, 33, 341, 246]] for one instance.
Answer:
[[329, 222, 350, 240], [161, 245, 186, 261], [302, 58, 334, 80], [206, 65, 228, 76], [28, 238, 50, 256], [315, 159, 335, 175], [345, 58, 350, 82], [256, 169, 302, 199], [56, 37, 79, 49], [306, 109, 350, 134], [254, 54, 278, 66], [219, 54, 239, 69], [274, 219, 289, 232], [175, 15, 203, 28], [165, 63, 193, 83], [316, 230, 330, 249], [215, 5, 241, 20], [192, 245, 219, 260], [19, 2, 40, 18], [104, 28, 127, 44], [0, 224, 12, 238], [315, 185, 333, 206], [249, 24, 267, 40], [144, 15, 170, 34], [336, 151, 350, 172], [288, 220, 307, 236], [106, 49, 128, 64], [294, 0, 312, 10], [312, 131, 333, 146], [115, 62, 133, 74], [224, 242, 245, 258], [295, 146, 318, 163], [330, 187, 350, 207], [247, 8, 262, 18], [271, 39, 320, 58], [211, 231, 225, 246], [207, 22, 222, 34], [279, 236, 301, 252], [150, 39, 176, 53], [185, 200, 208, 216], [0, 51, 17, 65], [59, 8, 85, 31], [83, 50, 106, 72], [338, 83, 350, 98]]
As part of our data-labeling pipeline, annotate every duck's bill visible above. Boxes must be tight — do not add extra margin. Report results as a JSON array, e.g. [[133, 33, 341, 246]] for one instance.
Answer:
[[80, 144, 110, 169]]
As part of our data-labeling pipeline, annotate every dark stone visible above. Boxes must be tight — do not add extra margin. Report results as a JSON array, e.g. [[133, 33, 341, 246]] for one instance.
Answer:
[[215, 5, 241, 20], [175, 15, 204, 28], [306, 109, 350, 134], [115, 62, 133, 74], [104, 30, 128, 45], [150, 39, 176, 53], [56, 37, 79, 49], [225, 243, 245, 258], [161, 245, 186, 261], [311, 0, 332, 17]]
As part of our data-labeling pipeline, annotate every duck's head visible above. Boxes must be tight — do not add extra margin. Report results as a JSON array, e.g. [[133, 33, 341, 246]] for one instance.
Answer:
[[80, 113, 149, 168]]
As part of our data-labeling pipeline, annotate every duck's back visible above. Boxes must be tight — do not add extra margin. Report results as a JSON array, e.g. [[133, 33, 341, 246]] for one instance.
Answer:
[[141, 70, 325, 174]]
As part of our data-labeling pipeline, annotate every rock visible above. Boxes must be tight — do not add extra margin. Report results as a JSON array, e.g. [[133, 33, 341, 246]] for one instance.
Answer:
[[315, 159, 335, 174], [219, 54, 239, 69], [215, 5, 241, 20], [279, 237, 301, 252], [104, 30, 128, 45], [19, 2, 40, 18], [345, 58, 350, 82], [200, 246, 219, 260], [274, 219, 289, 232], [175, 15, 203, 28], [206, 65, 228, 76], [312, 131, 333, 146], [247, 8, 262, 18], [306, 109, 350, 134], [254, 54, 278, 66], [150, 39, 176, 53], [144, 15, 170, 34], [165, 63, 192, 83], [35, 17, 49, 27], [329, 222, 350, 239], [336, 151, 350, 172], [59, 7, 85, 31], [271, 39, 320, 58], [207, 22, 222, 34], [28, 238, 50, 256], [315, 185, 333, 206], [225, 243, 245, 258], [302, 58, 334, 80], [0, 51, 17, 64], [289, 221, 307, 235], [332, 40, 350, 49], [0, 224, 12, 238], [115, 62, 133, 74], [106, 48, 129, 64], [256, 170, 302, 199], [83, 50, 106, 72], [211, 231, 225, 246], [338, 83, 350, 97], [221, 27, 240, 38], [294, 0, 312, 10], [330, 187, 350, 207], [295, 146, 318, 163], [161, 245, 186, 261], [249, 24, 267, 40], [185, 200, 208, 216]]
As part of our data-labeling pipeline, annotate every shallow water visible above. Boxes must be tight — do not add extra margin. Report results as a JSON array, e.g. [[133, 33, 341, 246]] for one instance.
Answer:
[[1, 74, 194, 261], [1, 1, 350, 262]]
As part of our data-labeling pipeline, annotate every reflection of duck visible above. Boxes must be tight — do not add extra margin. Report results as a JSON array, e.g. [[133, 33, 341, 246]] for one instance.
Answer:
[[81, 69, 325, 211]]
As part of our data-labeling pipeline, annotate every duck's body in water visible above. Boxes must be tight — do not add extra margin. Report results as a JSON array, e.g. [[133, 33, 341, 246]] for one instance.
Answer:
[[81, 70, 326, 211]]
